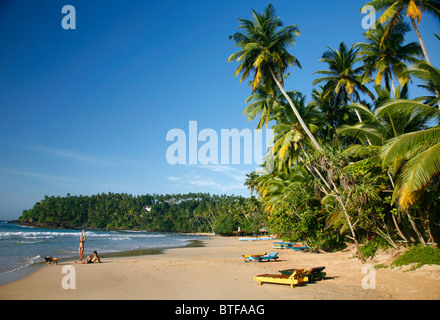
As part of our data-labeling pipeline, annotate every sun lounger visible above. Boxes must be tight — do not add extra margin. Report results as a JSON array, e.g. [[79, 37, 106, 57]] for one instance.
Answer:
[[272, 241, 292, 249], [252, 269, 305, 288], [248, 252, 279, 262], [278, 266, 326, 282], [242, 252, 266, 262]]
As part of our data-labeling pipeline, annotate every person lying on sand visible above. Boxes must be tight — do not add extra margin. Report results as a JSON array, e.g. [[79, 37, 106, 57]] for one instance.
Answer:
[[75, 251, 101, 264]]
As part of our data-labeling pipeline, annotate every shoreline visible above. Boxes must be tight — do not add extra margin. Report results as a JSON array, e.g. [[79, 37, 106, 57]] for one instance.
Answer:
[[1, 236, 439, 300], [0, 238, 205, 286]]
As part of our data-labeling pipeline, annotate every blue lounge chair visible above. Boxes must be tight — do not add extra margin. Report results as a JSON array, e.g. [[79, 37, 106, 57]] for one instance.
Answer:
[[248, 252, 279, 262], [272, 241, 292, 249]]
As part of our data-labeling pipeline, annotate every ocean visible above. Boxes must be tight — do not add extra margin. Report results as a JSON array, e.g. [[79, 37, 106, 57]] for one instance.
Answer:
[[0, 221, 206, 285]]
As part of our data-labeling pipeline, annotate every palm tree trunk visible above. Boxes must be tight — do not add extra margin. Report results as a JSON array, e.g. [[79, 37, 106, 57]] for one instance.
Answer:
[[268, 67, 322, 151], [410, 18, 440, 110], [348, 94, 373, 146], [405, 209, 426, 246], [386, 172, 408, 243], [348, 95, 364, 123], [410, 18, 431, 64], [388, 70, 397, 98], [336, 194, 366, 263]]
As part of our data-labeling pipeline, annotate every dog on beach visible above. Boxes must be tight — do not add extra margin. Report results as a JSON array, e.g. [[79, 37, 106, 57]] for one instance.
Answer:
[[44, 256, 58, 265]]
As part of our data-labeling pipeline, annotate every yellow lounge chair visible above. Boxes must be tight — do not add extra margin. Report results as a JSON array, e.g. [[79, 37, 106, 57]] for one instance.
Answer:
[[242, 252, 266, 262], [252, 269, 305, 289]]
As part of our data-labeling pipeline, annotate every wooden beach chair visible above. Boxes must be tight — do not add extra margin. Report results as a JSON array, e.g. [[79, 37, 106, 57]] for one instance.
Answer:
[[252, 269, 305, 289], [248, 252, 279, 262], [278, 266, 326, 282], [242, 252, 266, 262]]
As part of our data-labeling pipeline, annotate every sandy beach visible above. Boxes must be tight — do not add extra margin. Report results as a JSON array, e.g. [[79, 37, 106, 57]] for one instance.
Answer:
[[0, 236, 439, 300]]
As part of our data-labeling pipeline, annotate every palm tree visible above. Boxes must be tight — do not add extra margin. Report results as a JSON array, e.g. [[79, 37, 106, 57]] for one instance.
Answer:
[[355, 20, 422, 97], [380, 103, 440, 210], [228, 4, 322, 151], [362, 0, 440, 63], [313, 42, 375, 123], [338, 85, 430, 147], [338, 86, 436, 244], [309, 86, 357, 145], [244, 171, 259, 195], [362, 0, 440, 103], [243, 83, 284, 130], [272, 92, 322, 170], [403, 61, 440, 109]]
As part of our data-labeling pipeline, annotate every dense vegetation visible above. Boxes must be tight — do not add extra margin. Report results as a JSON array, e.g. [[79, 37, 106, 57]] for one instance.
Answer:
[[228, 2, 440, 262], [19, 2, 440, 262], [18, 193, 264, 234]]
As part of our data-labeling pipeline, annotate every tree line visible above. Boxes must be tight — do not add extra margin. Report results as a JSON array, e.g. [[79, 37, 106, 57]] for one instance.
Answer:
[[229, 2, 440, 262], [18, 192, 264, 234]]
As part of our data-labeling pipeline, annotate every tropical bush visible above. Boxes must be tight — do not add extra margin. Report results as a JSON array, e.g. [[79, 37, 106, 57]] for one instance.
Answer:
[[229, 2, 440, 261]]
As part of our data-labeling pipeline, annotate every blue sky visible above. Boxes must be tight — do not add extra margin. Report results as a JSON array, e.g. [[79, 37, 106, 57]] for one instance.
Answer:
[[0, 0, 439, 219]]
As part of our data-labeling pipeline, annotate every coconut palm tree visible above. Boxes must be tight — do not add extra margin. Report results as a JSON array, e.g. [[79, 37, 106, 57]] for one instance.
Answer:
[[380, 104, 440, 210], [228, 4, 322, 151], [362, 0, 440, 104], [337, 85, 438, 244], [272, 92, 322, 170], [403, 61, 440, 109], [313, 42, 376, 123], [243, 83, 285, 130], [309, 86, 358, 146], [361, 0, 440, 64], [338, 85, 431, 147], [244, 171, 259, 195], [355, 20, 422, 97]]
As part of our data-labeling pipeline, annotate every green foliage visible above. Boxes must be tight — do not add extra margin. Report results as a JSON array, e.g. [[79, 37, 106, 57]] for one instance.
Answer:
[[19, 192, 262, 233], [391, 246, 440, 269], [228, 3, 440, 252], [213, 214, 239, 236], [360, 236, 392, 259]]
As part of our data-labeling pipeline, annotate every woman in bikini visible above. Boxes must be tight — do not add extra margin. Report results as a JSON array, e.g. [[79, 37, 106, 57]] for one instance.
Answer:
[[75, 251, 101, 264], [79, 230, 85, 261]]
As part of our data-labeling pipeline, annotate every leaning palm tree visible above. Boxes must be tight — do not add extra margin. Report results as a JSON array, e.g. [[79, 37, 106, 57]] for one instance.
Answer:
[[362, 0, 440, 104], [313, 42, 376, 123], [361, 0, 440, 64], [272, 92, 322, 170], [228, 4, 322, 151], [355, 20, 422, 97]]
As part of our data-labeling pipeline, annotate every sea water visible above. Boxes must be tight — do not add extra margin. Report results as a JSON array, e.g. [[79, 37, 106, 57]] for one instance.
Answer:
[[0, 221, 205, 285]]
